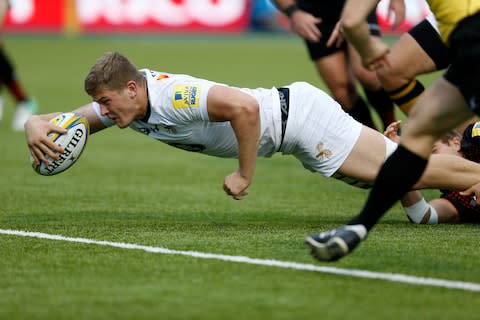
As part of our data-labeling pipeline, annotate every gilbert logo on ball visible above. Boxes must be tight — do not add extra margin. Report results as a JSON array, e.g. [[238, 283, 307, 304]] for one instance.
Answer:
[[31, 112, 89, 176]]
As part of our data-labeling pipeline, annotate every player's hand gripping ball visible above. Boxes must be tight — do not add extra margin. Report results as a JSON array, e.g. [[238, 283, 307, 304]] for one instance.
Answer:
[[31, 112, 89, 176]]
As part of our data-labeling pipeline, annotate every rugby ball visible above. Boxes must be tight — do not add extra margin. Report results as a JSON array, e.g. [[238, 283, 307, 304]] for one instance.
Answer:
[[31, 112, 89, 176]]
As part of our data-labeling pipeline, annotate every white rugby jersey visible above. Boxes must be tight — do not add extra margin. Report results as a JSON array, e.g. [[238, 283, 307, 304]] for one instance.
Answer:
[[93, 69, 283, 158]]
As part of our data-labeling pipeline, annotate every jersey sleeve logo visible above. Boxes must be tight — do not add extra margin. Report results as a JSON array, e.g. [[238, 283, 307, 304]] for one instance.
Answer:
[[172, 85, 200, 109], [472, 121, 480, 137], [156, 74, 169, 80]]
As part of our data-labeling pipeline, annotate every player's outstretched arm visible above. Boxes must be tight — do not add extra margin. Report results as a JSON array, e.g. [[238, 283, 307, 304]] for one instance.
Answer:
[[25, 103, 106, 166], [72, 103, 107, 134]]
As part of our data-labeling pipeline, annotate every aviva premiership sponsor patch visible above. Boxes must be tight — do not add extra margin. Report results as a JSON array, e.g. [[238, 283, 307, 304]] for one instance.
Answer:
[[172, 85, 200, 109], [472, 122, 480, 137]]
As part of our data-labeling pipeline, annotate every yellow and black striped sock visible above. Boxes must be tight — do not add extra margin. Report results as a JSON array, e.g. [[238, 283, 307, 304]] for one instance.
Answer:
[[388, 79, 425, 115]]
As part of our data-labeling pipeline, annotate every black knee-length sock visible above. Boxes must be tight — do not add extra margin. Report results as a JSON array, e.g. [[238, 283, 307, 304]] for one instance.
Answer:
[[364, 88, 396, 129], [0, 47, 28, 102], [349, 97, 377, 130]]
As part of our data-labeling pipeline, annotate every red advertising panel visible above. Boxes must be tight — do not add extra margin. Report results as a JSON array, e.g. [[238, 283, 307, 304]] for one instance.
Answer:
[[4, 0, 251, 34], [77, 0, 251, 33], [4, 0, 64, 32]]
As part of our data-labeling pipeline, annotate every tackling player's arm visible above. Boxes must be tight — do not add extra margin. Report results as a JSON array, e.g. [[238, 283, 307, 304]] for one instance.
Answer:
[[401, 190, 461, 224], [206, 85, 260, 200], [461, 182, 480, 205], [340, 0, 392, 69], [25, 103, 107, 166], [401, 190, 439, 224]]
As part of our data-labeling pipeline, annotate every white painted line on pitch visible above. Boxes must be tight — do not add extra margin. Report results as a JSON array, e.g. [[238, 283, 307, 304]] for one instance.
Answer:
[[2, 228, 480, 293]]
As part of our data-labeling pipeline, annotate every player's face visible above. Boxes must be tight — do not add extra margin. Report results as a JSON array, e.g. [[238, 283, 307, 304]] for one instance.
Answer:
[[93, 87, 137, 128], [432, 139, 460, 156]]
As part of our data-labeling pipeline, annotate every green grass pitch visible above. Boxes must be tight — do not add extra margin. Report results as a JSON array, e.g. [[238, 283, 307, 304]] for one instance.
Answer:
[[0, 34, 479, 320]]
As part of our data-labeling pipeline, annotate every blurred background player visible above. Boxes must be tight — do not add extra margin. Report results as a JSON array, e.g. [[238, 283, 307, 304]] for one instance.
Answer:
[[272, 0, 395, 130], [0, 0, 37, 131], [385, 120, 480, 224]]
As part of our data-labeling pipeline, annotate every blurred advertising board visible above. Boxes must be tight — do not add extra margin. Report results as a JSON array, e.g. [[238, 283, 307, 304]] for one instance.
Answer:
[[3, 0, 64, 32], [3, 0, 431, 35], [4, 0, 251, 34], [376, 0, 432, 32]]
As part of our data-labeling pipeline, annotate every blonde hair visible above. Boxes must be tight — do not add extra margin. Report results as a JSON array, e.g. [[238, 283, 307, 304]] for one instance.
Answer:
[[84, 52, 144, 96]]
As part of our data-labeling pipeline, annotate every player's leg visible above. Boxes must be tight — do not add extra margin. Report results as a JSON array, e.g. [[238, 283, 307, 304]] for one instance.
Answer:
[[344, 78, 471, 229], [0, 0, 7, 122], [349, 43, 395, 130], [377, 18, 477, 136], [307, 8, 480, 259], [304, 21, 377, 129], [376, 19, 448, 115], [306, 77, 474, 262], [312, 52, 376, 129], [312, 51, 354, 109], [333, 125, 394, 185], [427, 198, 461, 224], [306, 12, 480, 262], [333, 115, 480, 191], [290, 80, 480, 191], [0, 47, 39, 130], [331, 15, 471, 252]]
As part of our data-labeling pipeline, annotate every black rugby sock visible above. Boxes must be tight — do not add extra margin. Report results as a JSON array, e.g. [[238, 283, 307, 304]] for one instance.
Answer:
[[349, 97, 377, 130], [0, 47, 28, 102], [348, 145, 429, 231], [364, 88, 396, 130], [0, 47, 14, 84]]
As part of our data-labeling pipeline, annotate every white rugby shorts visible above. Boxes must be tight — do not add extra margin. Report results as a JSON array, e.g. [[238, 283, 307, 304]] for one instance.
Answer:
[[279, 82, 363, 177]]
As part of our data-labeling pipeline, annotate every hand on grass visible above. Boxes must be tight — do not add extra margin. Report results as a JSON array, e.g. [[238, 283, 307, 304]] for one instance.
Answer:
[[223, 171, 250, 200]]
